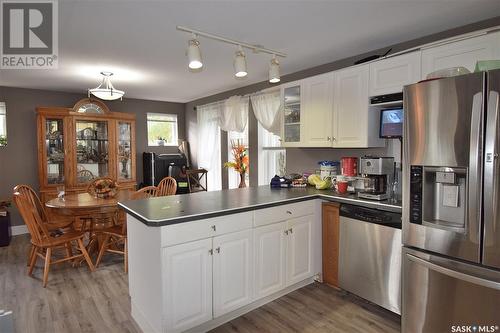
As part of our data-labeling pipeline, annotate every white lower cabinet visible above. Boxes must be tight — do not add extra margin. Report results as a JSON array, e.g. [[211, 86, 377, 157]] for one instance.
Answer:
[[254, 222, 287, 299], [253, 215, 314, 301], [163, 238, 213, 333], [213, 230, 253, 317], [286, 215, 313, 286], [152, 202, 319, 333]]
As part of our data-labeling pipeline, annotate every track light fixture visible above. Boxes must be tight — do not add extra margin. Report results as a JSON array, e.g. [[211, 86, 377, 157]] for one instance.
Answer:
[[269, 55, 280, 83], [177, 26, 286, 82], [187, 34, 203, 70], [234, 46, 247, 78]]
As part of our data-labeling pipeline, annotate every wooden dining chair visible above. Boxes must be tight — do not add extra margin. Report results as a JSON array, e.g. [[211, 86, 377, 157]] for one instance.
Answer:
[[156, 177, 177, 196], [95, 220, 127, 272], [12, 185, 74, 266], [130, 186, 158, 200], [13, 185, 95, 287]]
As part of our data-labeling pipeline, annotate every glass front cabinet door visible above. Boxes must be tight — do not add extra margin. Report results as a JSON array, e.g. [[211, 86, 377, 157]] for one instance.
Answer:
[[281, 82, 302, 146], [42, 116, 67, 186], [75, 119, 110, 184], [116, 120, 135, 182]]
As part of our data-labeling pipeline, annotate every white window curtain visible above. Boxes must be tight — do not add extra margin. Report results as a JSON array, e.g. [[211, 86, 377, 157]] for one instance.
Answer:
[[197, 103, 222, 191], [219, 96, 249, 132], [250, 91, 282, 136]]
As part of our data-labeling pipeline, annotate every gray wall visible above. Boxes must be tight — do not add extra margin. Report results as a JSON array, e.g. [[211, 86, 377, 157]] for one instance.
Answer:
[[185, 16, 500, 181], [0, 86, 185, 226]]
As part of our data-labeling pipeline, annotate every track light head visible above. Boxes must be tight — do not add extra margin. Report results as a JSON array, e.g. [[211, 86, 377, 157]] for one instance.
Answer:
[[234, 46, 247, 78], [187, 38, 203, 70], [269, 55, 280, 83]]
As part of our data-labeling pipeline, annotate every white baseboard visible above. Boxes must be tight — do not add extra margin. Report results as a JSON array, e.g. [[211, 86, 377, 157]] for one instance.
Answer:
[[131, 301, 160, 333], [11, 225, 28, 236]]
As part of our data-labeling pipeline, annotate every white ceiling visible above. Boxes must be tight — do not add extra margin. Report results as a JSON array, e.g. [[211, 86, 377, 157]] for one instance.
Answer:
[[0, 0, 499, 103]]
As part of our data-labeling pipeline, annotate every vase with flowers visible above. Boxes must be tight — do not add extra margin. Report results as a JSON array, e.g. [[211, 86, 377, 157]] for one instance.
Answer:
[[224, 139, 249, 188]]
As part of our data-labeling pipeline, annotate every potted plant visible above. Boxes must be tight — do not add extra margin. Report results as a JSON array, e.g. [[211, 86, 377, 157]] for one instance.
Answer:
[[224, 139, 249, 188], [0, 135, 7, 147], [157, 136, 165, 146]]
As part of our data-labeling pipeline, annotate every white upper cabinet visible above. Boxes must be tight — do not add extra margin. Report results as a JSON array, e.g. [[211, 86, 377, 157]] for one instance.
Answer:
[[302, 72, 335, 147], [281, 80, 303, 147], [369, 51, 421, 96], [421, 32, 500, 79], [333, 64, 385, 148], [213, 229, 253, 317]]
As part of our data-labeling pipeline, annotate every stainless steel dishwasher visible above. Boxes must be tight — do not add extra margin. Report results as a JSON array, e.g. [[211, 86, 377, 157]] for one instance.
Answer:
[[338, 204, 402, 314]]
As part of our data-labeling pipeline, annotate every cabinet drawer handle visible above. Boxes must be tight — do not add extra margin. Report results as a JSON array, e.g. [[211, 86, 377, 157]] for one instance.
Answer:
[[211, 225, 216, 232], [286, 210, 292, 215], [215, 247, 221, 254], [209, 249, 213, 255]]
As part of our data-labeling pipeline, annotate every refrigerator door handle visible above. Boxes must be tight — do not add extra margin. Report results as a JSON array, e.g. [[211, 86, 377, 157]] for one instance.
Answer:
[[468, 92, 483, 240], [484, 90, 499, 263], [407, 253, 500, 291]]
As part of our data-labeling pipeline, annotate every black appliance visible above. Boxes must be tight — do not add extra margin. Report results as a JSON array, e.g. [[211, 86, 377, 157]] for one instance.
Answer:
[[0, 213, 11, 247], [143, 152, 187, 187]]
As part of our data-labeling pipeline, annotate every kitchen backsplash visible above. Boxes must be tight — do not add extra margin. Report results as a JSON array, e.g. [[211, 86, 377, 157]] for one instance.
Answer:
[[285, 139, 401, 174]]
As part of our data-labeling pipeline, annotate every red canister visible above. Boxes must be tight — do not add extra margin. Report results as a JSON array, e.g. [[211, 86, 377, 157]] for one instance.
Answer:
[[341, 157, 358, 176]]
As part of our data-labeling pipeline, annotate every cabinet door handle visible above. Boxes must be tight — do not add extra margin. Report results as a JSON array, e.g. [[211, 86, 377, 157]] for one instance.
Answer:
[[286, 210, 292, 215], [289, 228, 293, 234], [215, 247, 221, 254], [333, 137, 336, 141], [284, 230, 289, 235], [211, 225, 216, 232], [209, 249, 213, 255], [327, 136, 331, 141]]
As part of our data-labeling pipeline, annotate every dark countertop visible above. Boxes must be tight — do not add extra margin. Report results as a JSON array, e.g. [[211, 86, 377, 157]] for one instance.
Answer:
[[118, 186, 402, 227]]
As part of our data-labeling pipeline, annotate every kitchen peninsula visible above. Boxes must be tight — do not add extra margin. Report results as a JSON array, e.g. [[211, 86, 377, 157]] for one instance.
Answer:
[[118, 186, 401, 333]]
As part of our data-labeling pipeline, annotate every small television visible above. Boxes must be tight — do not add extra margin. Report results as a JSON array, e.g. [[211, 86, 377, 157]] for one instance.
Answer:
[[380, 108, 403, 138]]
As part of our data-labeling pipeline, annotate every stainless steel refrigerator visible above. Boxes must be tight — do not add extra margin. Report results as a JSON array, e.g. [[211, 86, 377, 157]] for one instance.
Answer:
[[402, 70, 500, 333]]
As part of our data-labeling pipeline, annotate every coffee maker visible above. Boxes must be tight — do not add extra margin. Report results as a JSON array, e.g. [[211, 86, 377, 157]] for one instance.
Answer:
[[358, 157, 394, 200]]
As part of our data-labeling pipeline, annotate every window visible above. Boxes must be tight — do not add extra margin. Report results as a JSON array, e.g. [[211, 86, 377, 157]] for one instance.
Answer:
[[258, 123, 286, 186], [147, 113, 178, 146], [227, 123, 249, 189], [0, 102, 6, 147]]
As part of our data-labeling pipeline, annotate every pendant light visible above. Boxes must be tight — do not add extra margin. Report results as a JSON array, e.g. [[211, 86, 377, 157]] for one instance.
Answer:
[[269, 55, 280, 83], [88, 72, 124, 101], [233, 45, 247, 78], [187, 35, 203, 69]]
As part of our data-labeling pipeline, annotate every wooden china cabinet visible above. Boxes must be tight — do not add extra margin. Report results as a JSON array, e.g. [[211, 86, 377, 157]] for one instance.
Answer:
[[36, 98, 136, 203]]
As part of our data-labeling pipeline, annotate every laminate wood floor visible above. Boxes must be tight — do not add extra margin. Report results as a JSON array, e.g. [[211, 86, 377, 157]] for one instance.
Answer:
[[1, 235, 400, 333]]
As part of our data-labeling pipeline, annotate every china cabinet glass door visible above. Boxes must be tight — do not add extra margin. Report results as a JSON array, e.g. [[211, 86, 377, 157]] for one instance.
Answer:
[[283, 85, 301, 143], [45, 118, 65, 184], [75, 120, 109, 183], [117, 121, 132, 180]]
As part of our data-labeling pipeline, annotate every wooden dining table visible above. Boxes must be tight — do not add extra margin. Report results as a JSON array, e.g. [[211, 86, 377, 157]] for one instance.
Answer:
[[45, 191, 132, 256], [45, 191, 131, 216]]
